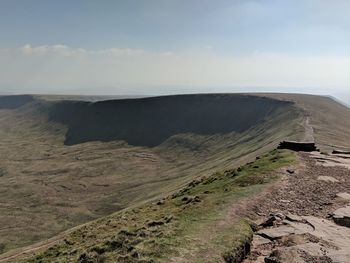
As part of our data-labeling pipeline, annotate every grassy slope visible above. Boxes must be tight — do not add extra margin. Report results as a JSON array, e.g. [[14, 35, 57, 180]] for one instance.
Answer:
[[18, 149, 296, 263], [0, 95, 303, 255]]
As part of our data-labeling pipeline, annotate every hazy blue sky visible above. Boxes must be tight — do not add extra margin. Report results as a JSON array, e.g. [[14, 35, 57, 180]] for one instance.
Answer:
[[0, 0, 349, 102]]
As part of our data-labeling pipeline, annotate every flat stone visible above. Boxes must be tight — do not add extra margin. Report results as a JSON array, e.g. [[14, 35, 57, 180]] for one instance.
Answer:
[[317, 176, 339, 183], [333, 206, 350, 228], [252, 235, 271, 246], [291, 242, 325, 257], [283, 220, 314, 234], [257, 225, 304, 240], [336, 192, 350, 201], [301, 216, 350, 263], [258, 219, 314, 241], [265, 248, 306, 263], [286, 213, 303, 222], [281, 217, 350, 262]]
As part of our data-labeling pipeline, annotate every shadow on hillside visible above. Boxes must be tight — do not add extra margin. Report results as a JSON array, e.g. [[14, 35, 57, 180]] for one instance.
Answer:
[[48, 94, 292, 147], [0, 95, 34, 109]]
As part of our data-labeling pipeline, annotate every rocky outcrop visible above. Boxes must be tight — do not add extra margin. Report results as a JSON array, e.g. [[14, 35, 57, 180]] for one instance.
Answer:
[[336, 192, 350, 201], [249, 213, 350, 263], [245, 152, 350, 263], [332, 149, 350, 154], [333, 206, 350, 228], [278, 141, 318, 152]]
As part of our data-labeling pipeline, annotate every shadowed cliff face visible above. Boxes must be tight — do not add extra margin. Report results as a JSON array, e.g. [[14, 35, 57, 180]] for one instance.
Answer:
[[0, 95, 34, 109], [48, 94, 292, 147]]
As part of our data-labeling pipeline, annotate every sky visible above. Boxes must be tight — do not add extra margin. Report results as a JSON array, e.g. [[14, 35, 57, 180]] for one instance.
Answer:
[[0, 0, 349, 103]]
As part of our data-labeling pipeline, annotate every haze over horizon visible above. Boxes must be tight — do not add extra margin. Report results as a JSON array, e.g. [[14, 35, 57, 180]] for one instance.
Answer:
[[0, 0, 349, 103]]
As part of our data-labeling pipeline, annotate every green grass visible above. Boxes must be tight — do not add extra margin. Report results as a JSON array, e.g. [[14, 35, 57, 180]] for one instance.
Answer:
[[19, 149, 296, 263]]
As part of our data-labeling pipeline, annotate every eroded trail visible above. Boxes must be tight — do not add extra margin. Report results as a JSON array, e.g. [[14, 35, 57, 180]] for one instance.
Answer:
[[303, 117, 314, 143], [246, 152, 350, 263]]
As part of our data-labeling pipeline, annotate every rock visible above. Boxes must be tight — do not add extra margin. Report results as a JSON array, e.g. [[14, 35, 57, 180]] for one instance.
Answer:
[[274, 213, 285, 220], [264, 256, 278, 263], [256, 212, 266, 216], [156, 200, 165, 205], [301, 216, 350, 263], [259, 216, 276, 227], [280, 199, 291, 203], [264, 249, 305, 263], [285, 214, 303, 222], [252, 235, 271, 246], [147, 220, 164, 227], [181, 196, 193, 204], [257, 226, 298, 240], [181, 195, 201, 204], [260, 216, 278, 228], [290, 242, 325, 257], [260, 250, 271, 256], [255, 256, 266, 263], [258, 220, 313, 241], [286, 169, 295, 174], [333, 206, 350, 228], [164, 215, 173, 223], [260, 213, 285, 228], [193, 195, 201, 202], [336, 192, 350, 201], [283, 220, 314, 234], [317, 176, 339, 183]]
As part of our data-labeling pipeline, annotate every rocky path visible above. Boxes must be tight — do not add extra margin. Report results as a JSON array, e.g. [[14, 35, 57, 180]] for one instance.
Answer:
[[245, 152, 350, 263], [303, 117, 314, 143]]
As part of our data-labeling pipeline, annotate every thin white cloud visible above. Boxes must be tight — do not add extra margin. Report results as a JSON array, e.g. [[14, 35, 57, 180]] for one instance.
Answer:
[[94, 48, 145, 57], [19, 44, 146, 57], [20, 44, 83, 56], [0, 44, 349, 96]]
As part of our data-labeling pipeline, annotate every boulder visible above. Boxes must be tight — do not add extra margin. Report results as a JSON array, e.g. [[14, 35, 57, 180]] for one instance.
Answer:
[[336, 192, 350, 201], [260, 213, 286, 228], [252, 235, 271, 246], [258, 226, 298, 240], [285, 214, 303, 222], [333, 206, 350, 228]]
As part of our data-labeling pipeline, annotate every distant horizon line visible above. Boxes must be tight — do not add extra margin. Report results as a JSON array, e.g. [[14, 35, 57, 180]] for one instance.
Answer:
[[1, 91, 349, 107]]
